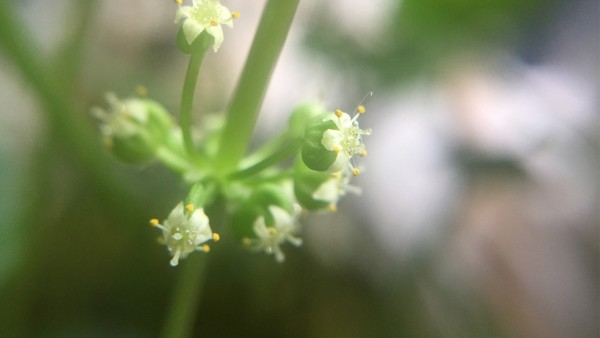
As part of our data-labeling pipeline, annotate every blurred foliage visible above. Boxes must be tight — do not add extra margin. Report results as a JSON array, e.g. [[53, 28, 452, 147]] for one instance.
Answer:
[[304, 0, 552, 85]]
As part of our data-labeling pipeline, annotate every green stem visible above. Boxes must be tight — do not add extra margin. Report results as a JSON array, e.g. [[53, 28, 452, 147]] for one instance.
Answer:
[[160, 255, 209, 338], [180, 47, 207, 157], [229, 138, 302, 180], [155, 147, 195, 174], [214, 0, 300, 174]]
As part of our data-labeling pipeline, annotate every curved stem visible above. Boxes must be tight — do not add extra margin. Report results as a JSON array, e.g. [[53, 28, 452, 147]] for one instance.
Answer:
[[214, 0, 300, 174], [229, 138, 302, 180], [179, 40, 209, 156]]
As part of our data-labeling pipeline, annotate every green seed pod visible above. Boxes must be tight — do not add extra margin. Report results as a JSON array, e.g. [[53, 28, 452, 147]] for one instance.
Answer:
[[301, 116, 338, 171]]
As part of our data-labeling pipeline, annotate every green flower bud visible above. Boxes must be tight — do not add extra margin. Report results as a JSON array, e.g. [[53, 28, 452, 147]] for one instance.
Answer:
[[92, 93, 172, 164]]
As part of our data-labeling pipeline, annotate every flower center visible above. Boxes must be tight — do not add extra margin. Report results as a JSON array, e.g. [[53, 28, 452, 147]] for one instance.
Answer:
[[340, 122, 371, 157], [191, 0, 221, 27]]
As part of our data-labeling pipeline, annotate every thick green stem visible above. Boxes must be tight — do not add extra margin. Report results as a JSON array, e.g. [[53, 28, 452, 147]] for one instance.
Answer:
[[214, 0, 300, 174], [160, 255, 209, 338], [180, 45, 208, 157]]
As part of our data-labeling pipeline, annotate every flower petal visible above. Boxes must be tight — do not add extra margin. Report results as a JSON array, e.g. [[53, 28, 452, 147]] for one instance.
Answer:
[[206, 25, 224, 51], [183, 19, 205, 44]]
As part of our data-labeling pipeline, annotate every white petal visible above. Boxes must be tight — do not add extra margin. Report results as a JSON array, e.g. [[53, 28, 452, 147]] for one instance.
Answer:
[[183, 19, 205, 44], [206, 25, 224, 52], [321, 129, 344, 151], [253, 217, 270, 238], [175, 6, 192, 23], [312, 178, 338, 203], [328, 151, 350, 173], [268, 206, 293, 229]]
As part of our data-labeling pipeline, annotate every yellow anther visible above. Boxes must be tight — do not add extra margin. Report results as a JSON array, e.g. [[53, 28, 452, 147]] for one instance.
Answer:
[[331, 171, 341, 179], [358, 105, 366, 114], [352, 168, 360, 176], [149, 219, 159, 227], [231, 11, 240, 19], [268, 228, 277, 236], [212, 233, 220, 241], [103, 137, 114, 148], [335, 109, 343, 118], [360, 150, 367, 157], [242, 238, 251, 246], [135, 85, 148, 97], [332, 145, 341, 153], [173, 0, 182, 4], [210, 19, 218, 26], [328, 204, 337, 212], [201, 244, 210, 252], [185, 203, 195, 212]]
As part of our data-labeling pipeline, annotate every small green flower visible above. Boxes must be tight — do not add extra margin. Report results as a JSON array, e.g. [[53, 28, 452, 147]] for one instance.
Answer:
[[243, 205, 302, 263], [312, 168, 361, 212], [91, 93, 172, 163], [175, 0, 239, 52], [301, 104, 372, 175], [321, 108, 372, 175], [150, 203, 219, 266]]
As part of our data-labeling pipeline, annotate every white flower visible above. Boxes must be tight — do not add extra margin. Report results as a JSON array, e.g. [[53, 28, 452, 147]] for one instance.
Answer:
[[312, 168, 362, 212], [244, 205, 303, 263], [92, 93, 148, 139], [321, 106, 372, 175], [150, 203, 218, 266], [175, 0, 238, 52]]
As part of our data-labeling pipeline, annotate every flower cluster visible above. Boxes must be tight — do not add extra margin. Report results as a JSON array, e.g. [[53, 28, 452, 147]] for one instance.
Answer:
[[93, 0, 373, 266]]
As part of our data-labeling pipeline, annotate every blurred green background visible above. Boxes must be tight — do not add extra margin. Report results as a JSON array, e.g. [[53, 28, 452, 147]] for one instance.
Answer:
[[0, 0, 598, 337]]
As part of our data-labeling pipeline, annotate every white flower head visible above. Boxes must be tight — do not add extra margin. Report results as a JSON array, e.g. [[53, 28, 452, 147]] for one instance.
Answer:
[[312, 168, 362, 212], [321, 100, 372, 175], [92, 93, 148, 140], [150, 203, 219, 266], [175, 0, 239, 52], [243, 205, 303, 263]]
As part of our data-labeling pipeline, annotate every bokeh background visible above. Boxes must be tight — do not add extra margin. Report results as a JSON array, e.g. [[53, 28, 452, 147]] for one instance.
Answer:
[[0, 0, 598, 337]]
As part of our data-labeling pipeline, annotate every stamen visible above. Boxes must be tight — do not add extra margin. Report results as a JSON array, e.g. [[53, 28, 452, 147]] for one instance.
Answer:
[[360, 150, 367, 157], [231, 11, 240, 19], [170, 249, 182, 266], [358, 105, 366, 114], [212, 233, 220, 241], [352, 168, 360, 176], [103, 137, 114, 148], [242, 238, 251, 246], [328, 204, 337, 212], [210, 19, 218, 26], [149, 219, 160, 227], [201, 244, 210, 252], [332, 145, 341, 153], [335, 109, 344, 118], [135, 85, 148, 97], [173, 0, 182, 5], [331, 171, 341, 179], [186, 203, 195, 212], [268, 228, 277, 236]]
